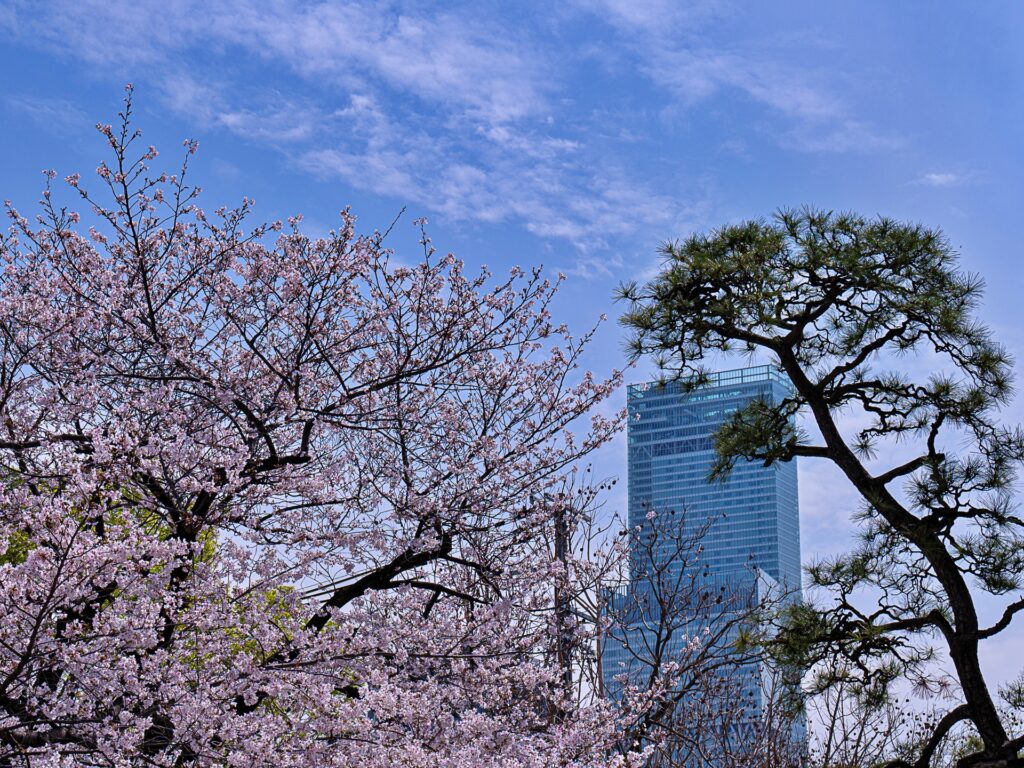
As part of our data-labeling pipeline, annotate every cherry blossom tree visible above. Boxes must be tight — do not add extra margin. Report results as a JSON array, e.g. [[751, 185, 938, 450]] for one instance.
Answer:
[[0, 87, 650, 768]]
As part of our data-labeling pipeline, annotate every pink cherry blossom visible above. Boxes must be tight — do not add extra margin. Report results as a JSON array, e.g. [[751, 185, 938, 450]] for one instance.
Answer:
[[0, 91, 675, 768]]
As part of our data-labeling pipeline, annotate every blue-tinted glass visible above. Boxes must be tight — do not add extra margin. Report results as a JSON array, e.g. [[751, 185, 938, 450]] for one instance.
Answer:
[[602, 365, 803, 748]]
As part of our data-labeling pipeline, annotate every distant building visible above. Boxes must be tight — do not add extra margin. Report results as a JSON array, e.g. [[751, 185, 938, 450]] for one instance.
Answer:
[[601, 365, 803, 754]]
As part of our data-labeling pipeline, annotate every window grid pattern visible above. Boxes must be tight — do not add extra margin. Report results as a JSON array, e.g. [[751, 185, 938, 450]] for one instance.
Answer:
[[603, 367, 802, 732]]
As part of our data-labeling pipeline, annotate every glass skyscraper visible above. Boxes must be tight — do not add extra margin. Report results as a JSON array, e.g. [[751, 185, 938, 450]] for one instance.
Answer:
[[601, 365, 802, 744]]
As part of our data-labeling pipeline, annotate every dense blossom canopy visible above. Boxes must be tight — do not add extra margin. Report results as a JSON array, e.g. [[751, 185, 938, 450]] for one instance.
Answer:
[[0, 91, 648, 767]]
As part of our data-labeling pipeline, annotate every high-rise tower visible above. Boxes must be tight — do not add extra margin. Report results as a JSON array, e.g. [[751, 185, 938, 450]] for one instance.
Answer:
[[626, 366, 800, 589], [602, 365, 802, 738]]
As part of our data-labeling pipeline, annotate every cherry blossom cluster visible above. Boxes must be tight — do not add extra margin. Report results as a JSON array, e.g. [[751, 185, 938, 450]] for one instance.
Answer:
[[0, 89, 670, 767]]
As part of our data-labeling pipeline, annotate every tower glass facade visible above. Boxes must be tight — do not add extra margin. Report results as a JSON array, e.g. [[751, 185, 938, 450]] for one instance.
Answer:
[[602, 365, 802, 742]]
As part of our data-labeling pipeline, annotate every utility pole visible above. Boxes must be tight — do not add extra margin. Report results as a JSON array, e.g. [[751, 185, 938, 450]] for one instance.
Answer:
[[553, 498, 573, 697]]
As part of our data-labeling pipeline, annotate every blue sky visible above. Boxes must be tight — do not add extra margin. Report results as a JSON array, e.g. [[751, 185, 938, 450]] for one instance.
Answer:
[[3, 1, 1024, 683]]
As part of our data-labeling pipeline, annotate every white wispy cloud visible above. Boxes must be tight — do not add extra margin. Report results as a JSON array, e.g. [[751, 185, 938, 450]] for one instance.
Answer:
[[582, 0, 725, 35], [578, 0, 898, 153], [4, 0, 898, 271], [161, 73, 319, 143], [216, 2, 555, 126], [913, 172, 964, 187], [1, 0, 711, 272], [3, 0, 552, 128], [299, 95, 703, 259]]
